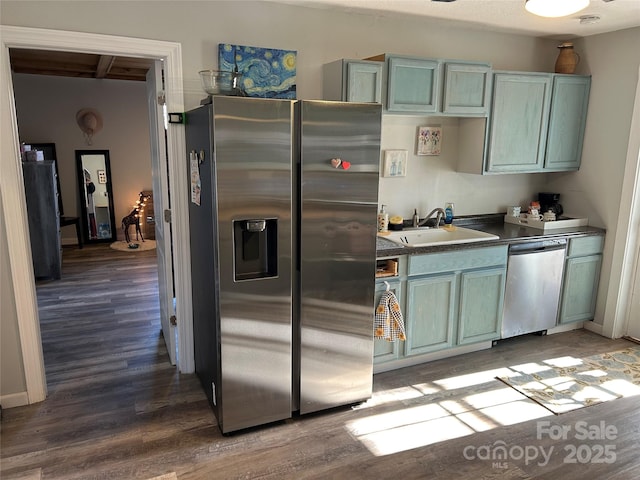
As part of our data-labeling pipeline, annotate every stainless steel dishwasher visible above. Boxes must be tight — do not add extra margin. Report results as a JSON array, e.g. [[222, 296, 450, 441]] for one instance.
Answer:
[[501, 238, 567, 339]]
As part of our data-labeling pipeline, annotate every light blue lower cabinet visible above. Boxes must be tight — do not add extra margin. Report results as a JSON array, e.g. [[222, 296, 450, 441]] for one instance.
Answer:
[[405, 273, 457, 355], [373, 245, 508, 366], [559, 254, 602, 324], [457, 267, 506, 345], [373, 279, 403, 363], [558, 236, 604, 324]]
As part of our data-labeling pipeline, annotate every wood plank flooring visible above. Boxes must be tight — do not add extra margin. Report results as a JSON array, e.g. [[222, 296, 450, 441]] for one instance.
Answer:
[[1, 244, 639, 479]]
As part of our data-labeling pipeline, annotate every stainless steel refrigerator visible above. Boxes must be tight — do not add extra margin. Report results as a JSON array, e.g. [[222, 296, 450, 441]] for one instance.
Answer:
[[186, 96, 381, 434]]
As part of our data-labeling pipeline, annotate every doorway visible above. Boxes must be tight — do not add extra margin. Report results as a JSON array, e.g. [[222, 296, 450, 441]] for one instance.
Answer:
[[13, 69, 169, 384], [0, 26, 193, 406]]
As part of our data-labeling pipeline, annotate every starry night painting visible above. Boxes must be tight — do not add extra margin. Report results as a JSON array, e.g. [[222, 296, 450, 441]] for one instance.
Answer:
[[218, 44, 297, 99]]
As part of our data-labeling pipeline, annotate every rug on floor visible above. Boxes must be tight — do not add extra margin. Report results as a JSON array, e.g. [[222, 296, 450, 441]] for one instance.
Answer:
[[497, 345, 640, 414], [110, 239, 156, 252]]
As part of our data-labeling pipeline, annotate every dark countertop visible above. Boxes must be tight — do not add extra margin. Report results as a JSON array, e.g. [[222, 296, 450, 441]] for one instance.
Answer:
[[376, 213, 606, 257]]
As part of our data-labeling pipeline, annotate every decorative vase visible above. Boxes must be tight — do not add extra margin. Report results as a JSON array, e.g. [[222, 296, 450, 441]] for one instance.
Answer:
[[555, 42, 580, 74]]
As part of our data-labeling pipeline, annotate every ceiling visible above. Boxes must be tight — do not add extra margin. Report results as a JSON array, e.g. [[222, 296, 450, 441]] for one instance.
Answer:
[[8, 0, 639, 81], [269, 0, 640, 39], [9, 48, 154, 82]]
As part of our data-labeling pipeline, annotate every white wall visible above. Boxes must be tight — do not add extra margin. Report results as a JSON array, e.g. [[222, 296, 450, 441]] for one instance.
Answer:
[[379, 115, 552, 219], [12, 74, 152, 242]]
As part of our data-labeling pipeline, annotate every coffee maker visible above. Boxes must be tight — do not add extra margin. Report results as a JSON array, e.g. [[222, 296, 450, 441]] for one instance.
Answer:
[[538, 192, 563, 217]]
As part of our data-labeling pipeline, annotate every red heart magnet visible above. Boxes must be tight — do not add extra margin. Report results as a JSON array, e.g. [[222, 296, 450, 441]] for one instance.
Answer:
[[341, 161, 351, 170]]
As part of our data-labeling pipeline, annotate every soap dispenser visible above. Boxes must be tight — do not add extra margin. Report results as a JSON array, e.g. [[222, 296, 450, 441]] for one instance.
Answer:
[[377, 205, 389, 233], [444, 202, 454, 225]]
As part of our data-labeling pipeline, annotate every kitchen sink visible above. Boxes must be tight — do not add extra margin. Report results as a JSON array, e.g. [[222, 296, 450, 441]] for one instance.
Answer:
[[382, 226, 499, 247]]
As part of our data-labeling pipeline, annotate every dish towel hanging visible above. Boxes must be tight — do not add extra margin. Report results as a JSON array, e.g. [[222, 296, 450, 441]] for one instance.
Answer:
[[375, 290, 406, 342]]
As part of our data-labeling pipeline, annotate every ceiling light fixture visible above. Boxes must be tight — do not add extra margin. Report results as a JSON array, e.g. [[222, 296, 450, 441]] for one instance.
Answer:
[[525, 0, 590, 18]]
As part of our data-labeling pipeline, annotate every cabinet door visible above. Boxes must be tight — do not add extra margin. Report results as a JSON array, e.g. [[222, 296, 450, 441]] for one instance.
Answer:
[[374, 279, 403, 363], [559, 255, 602, 323], [443, 63, 491, 115], [406, 274, 456, 355], [387, 57, 441, 113], [545, 75, 591, 171], [458, 267, 506, 345], [487, 73, 551, 173], [346, 61, 383, 103]]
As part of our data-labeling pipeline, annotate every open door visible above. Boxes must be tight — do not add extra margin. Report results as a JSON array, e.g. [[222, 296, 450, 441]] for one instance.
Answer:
[[146, 61, 177, 365]]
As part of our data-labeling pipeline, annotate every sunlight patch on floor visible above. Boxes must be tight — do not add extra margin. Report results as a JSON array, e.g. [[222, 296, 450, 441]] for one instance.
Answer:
[[346, 366, 552, 456], [543, 356, 584, 368], [462, 387, 525, 410], [432, 368, 514, 390], [502, 362, 554, 376], [353, 414, 476, 456], [348, 347, 640, 456], [347, 403, 451, 436], [601, 378, 640, 396]]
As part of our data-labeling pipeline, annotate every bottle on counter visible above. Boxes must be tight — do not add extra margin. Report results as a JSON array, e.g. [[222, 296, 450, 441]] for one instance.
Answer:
[[377, 205, 389, 233], [412, 208, 419, 228], [444, 202, 454, 225]]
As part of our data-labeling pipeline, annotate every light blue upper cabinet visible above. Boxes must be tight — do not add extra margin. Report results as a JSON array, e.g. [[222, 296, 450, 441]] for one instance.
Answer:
[[486, 73, 552, 173], [322, 59, 383, 103], [545, 75, 591, 171], [442, 62, 492, 115], [387, 56, 441, 113], [346, 61, 383, 103], [485, 72, 591, 174]]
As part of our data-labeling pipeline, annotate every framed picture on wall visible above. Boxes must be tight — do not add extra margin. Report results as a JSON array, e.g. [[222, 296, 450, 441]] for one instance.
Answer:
[[382, 150, 407, 177], [97, 170, 107, 184], [417, 126, 442, 156]]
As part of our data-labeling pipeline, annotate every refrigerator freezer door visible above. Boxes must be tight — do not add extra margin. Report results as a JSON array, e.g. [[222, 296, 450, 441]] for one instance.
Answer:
[[214, 97, 294, 433], [297, 100, 382, 414]]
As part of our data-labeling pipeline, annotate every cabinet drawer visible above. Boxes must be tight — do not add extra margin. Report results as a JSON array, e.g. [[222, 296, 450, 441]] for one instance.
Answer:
[[408, 245, 507, 276], [568, 236, 604, 257]]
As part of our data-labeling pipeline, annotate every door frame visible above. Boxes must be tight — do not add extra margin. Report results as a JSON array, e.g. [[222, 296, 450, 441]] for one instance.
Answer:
[[597, 65, 640, 339], [0, 26, 194, 404]]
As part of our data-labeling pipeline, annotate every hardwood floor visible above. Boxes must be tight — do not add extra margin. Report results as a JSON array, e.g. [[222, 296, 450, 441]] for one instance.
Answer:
[[1, 244, 638, 479]]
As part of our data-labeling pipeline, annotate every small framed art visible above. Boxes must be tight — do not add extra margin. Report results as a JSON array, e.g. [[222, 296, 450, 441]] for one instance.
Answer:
[[417, 126, 442, 156], [382, 150, 407, 177]]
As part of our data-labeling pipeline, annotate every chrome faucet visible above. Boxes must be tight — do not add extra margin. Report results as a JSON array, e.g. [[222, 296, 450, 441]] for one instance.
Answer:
[[418, 208, 446, 228]]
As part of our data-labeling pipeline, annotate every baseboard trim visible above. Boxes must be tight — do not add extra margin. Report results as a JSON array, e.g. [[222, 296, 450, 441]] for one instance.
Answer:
[[584, 321, 605, 337], [1, 391, 30, 408], [374, 341, 492, 374]]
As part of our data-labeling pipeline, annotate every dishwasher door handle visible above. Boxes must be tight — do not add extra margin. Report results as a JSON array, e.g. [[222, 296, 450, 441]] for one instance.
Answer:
[[509, 245, 567, 255], [508, 239, 567, 255]]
